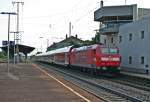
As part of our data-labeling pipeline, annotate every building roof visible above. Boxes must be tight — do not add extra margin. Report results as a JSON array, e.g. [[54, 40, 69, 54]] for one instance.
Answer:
[[94, 4, 137, 22], [46, 36, 85, 51]]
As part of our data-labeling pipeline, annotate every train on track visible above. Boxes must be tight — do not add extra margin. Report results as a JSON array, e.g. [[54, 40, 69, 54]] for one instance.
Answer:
[[33, 44, 121, 75]]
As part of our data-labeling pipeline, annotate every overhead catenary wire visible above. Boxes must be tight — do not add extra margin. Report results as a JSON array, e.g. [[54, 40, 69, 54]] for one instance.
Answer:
[[18, 0, 100, 42], [54, 1, 99, 29], [23, 0, 84, 19], [74, 6, 98, 24], [22, 1, 99, 32], [20, 0, 99, 34], [23, 0, 98, 20]]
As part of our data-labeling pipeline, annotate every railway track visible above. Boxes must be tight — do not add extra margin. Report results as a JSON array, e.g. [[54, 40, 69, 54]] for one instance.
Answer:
[[37, 62, 150, 102], [102, 75, 150, 92], [94, 78, 150, 102]]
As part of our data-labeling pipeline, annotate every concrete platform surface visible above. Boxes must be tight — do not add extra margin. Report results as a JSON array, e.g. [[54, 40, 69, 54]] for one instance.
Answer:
[[0, 63, 97, 102]]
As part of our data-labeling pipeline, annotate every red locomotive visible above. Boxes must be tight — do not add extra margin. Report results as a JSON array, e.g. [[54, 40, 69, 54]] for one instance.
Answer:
[[35, 44, 121, 75]]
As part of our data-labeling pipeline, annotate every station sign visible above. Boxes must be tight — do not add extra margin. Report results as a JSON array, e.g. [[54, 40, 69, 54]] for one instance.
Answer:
[[2, 41, 7, 46], [2, 41, 15, 46], [10, 41, 15, 45]]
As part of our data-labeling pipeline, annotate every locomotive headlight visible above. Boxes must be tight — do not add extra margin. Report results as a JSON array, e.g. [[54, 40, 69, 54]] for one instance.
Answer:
[[112, 58, 120, 61], [101, 57, 109, 61], [102, 67, 107, 70]]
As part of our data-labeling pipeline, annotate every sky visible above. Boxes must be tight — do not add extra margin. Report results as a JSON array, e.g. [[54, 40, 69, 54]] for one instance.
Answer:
[[0, 0, 150, 54]]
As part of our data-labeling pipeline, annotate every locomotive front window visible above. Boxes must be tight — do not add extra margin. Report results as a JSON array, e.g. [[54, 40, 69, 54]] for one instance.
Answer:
[[101, 48, 109, 54], [110, 48, 118, 54], [101, 48, 118, 54]]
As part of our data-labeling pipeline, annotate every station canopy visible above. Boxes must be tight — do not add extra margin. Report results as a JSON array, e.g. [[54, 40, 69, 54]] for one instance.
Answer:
[[0, 44, 35, 55]]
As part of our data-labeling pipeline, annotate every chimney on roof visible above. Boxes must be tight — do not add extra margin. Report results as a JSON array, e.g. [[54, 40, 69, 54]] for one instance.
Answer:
[[75, 34, 78, 38], [66, 34, 68, 39], [100, 0, 103, 8]]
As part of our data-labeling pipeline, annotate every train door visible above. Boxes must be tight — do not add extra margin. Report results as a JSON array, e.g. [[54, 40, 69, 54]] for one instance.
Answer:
[[65, 52, 68, 65], [87, 48, 92, 65], [69, 48, 75, 65], [90, 48, 96, 68]]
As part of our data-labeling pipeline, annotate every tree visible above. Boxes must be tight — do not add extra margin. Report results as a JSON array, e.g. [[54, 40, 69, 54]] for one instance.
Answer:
[[0, 51, 6, 59], [91, 31, 100, 44]]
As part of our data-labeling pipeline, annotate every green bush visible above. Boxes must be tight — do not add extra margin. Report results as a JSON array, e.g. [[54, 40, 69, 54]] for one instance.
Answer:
[[0, 52, 7, 59]]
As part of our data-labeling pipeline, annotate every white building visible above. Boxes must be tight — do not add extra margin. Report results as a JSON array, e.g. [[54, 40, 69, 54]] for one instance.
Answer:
[[119, 18, 150, 73], [94, 4, 150, 74]]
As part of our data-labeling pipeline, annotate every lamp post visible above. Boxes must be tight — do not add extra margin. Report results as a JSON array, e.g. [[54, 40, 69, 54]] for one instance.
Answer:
[[39, 37, 44, 52], [1, 12, 17, 74]]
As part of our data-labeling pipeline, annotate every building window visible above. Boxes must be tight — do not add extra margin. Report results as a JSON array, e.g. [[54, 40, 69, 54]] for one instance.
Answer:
[[119, 36, 122, 43], [141, 31, 144, 39], [104, 39, 106, 44], [141, 56, 144, 64], [129, 33, 132, 41], [111, 37, 113, 43], [120, 56, 122, 62], [129, 56, 132, 64]]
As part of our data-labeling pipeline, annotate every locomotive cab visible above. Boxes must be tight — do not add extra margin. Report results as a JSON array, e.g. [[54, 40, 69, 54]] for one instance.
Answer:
[[95, 46, 121, 73]]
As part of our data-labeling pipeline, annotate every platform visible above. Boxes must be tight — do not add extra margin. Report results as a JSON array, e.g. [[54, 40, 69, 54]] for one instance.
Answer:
[[0, 63, 100, 102], [121, 71, 150, 80]]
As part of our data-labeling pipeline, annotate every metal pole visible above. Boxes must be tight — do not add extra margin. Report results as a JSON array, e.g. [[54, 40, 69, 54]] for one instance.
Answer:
[[17, 3, 19, 44], [10, 32, 16, 64], [7, 14, 10, 74], [10, 31, 20, 64], [12, 1, 24, 63], [47, 39, 49, 48], [0, 12, 17, 74], [69, 22, 71, 37], [39, 37, 43, 52], [16, 3, 19, 63], [14, 33, 15, 64], [40, 38, 42, 52]]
